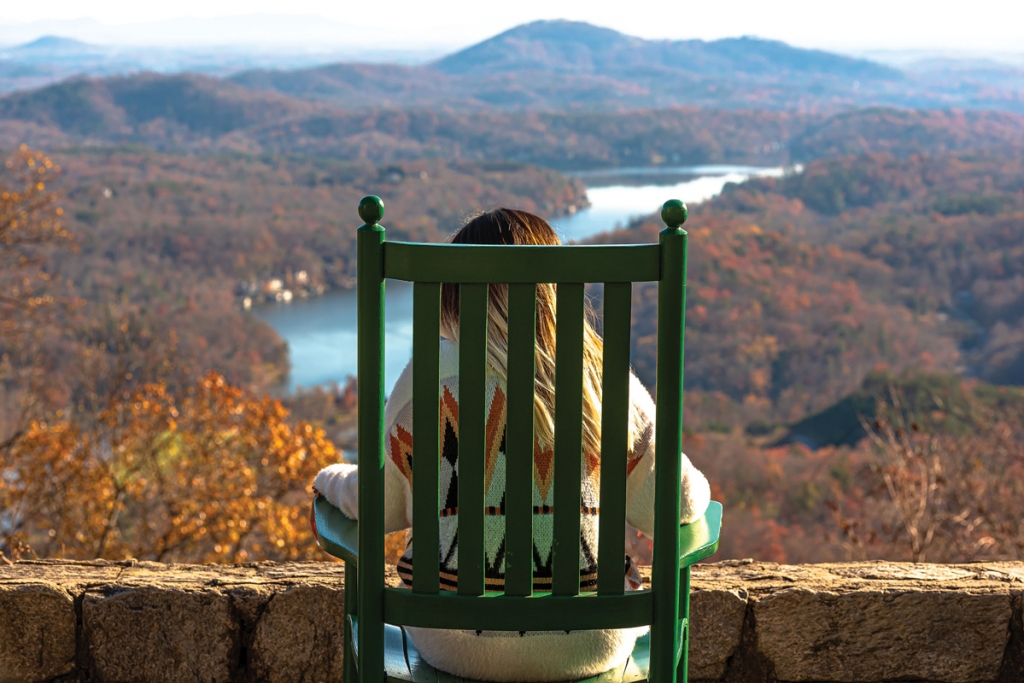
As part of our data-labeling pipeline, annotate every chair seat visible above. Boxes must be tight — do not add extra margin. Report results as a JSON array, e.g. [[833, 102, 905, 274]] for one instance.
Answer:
[[378, 621, 651, 683]]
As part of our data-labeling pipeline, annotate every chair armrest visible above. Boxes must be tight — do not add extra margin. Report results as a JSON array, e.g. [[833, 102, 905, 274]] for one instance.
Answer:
[[313, 496, 359, 565], [679, 500, 722, 567], [314, 496, 719, 569]]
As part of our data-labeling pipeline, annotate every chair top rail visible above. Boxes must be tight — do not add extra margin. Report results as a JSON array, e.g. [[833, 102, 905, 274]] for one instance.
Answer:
[[383, 242, 662, 283]]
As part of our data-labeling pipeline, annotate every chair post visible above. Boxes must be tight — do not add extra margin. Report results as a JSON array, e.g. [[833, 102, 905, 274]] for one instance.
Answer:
[[678, 565, 692, 683], [356, 195, 386, 683], [343, 559, 358, 683], [650, 200, 689, 683]]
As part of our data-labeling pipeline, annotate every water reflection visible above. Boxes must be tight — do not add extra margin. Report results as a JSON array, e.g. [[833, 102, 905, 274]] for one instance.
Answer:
[[553, 166, 786, 241], [256, 281, 414, 392]]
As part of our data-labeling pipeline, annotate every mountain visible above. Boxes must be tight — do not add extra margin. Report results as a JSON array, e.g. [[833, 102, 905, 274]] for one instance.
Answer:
[[432, 21, 639, 76], [233, 21, 908, 110], [8, 36, 109, 58], [0, 28, 441, 96], [433, 20, 900, 81], [0, 73, 317, 137], [4, 21, 1024, 112], [231, 21, 1024, 113]]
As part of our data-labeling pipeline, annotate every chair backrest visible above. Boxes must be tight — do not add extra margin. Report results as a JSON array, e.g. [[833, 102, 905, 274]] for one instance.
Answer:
[[355, 195, 690, 682]]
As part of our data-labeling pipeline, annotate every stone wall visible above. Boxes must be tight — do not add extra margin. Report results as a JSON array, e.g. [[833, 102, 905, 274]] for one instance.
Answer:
[[1, 559, 1021, 683]]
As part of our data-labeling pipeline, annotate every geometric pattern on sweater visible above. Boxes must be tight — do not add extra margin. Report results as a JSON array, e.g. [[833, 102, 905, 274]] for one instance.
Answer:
[[391, 375, 611, 592]]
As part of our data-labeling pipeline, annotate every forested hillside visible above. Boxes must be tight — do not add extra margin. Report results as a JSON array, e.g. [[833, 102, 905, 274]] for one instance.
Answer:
[[5, 79, 1023, 421], [0, 147, 584, 423], [5, 73, 1024, 170], [591, 151, 1024, 426], [587, 151, 1024, 564]]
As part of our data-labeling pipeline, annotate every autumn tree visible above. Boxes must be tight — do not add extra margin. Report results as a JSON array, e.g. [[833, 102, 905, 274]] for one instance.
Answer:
[[1, 372, 340, 562], [0, 146, 76, 450], [838, 384, 1024, 562], [0, 146, 364, 565], [0, 146, 71, 341]]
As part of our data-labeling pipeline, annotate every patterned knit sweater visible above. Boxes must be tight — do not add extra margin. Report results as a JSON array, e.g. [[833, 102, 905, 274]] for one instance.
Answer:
[[314, 338, 711, 682]]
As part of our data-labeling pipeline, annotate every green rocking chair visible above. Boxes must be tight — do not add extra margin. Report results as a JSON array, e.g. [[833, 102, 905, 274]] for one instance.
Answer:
[[313, 196, 722, 683]]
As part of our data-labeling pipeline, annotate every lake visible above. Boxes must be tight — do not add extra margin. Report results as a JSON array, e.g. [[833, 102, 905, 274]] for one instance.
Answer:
[[255, 165, 786, 392]]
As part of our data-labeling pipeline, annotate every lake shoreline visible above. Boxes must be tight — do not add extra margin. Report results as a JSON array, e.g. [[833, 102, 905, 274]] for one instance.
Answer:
[[256, 165, 790, 392]]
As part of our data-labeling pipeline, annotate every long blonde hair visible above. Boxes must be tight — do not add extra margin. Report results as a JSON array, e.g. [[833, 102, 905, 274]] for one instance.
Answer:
[[440, 209, 605, 460]]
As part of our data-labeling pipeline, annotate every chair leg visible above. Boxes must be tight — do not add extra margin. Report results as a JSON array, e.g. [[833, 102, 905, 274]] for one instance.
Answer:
[[677, 617, 690, 683], [344, 560, 358, 683], [677, 566, 692, 683]]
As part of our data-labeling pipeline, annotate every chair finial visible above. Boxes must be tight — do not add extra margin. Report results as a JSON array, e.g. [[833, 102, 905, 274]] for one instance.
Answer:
[[661, 199, 688, 230], [358, 195, 385, 226]]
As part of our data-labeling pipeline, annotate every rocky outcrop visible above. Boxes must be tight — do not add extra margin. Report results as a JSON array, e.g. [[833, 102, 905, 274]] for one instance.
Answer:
[[0, 560, 1021, 682]]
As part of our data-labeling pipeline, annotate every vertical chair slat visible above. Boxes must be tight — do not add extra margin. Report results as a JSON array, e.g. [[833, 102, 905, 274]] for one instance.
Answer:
[[650, 227, 688, 683], [552, 282, 585, 596], [597, 282, 632, 595], [356, 204, 386, 683], [412, 282, 441, 594], [458, 283, 488, 595], [504, 283, 536, 596]]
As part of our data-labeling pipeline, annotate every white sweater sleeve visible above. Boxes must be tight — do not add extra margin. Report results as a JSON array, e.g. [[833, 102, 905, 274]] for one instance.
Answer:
[[313, 360, 414, 535], [623, 373, 711, 537]]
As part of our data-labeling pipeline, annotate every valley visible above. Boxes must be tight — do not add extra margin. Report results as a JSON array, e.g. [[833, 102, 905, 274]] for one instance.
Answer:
[[3, 18, 1024, 563]]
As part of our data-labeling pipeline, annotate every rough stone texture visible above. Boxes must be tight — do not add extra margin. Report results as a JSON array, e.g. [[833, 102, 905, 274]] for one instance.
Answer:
[[250, 585, 347, 683], [83, 587, 237, 683], [998, 594, 1024, 683], [691, 560, 1024, 683], [688, 589, 747, 680], [0, 559, 1022, 683], [755, 589, 1012, 683], [0, 583, 76, 683]]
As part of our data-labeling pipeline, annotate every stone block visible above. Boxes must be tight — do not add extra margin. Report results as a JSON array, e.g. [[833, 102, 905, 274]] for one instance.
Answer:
[[83, 587, 237, 683], [688, 588, 747, 680], [250, 585, 347, 683], [755, 588, 1013, 683], [0, 583, 76, 683]]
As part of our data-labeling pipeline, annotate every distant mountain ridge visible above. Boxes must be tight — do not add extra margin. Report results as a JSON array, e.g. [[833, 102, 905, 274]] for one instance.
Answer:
[[234, 20, 909, 110], [230, 21, 1021, 113], [3, 20, 1023, 112], [432, 20, 899, 80], [9, 36, 108, 57]]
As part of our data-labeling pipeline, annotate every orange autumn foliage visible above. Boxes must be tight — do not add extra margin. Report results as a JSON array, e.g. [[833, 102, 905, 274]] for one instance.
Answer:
[[1, 372, 342, 563], [0, 145, 74, 348]]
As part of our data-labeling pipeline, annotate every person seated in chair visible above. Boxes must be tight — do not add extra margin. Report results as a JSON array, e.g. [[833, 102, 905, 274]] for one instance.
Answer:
[[314, 208, 710, 682]]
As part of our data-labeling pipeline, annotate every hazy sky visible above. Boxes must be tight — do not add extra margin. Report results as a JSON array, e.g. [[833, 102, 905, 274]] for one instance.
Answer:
[[4, 0, 1024, 54]]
